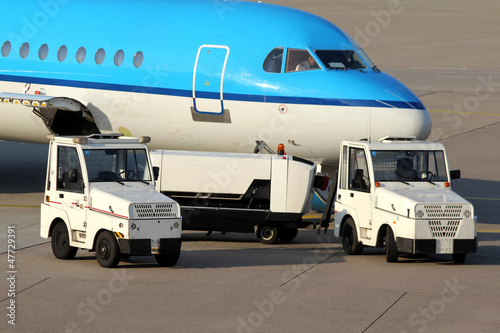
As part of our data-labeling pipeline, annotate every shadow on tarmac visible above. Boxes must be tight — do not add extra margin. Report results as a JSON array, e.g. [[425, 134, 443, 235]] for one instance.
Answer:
[[0, 141, 48, 194], [56, 240, 500, 270], [453, 178, 500, 226], [62, 249, 345, 270]]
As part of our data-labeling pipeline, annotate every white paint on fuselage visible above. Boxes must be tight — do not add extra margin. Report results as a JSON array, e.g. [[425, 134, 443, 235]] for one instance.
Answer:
[[0, 79, 429, 169]]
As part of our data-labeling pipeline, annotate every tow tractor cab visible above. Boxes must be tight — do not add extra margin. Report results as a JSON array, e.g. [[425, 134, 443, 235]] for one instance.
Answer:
[[40, 134, 182, 268], [334, 138, 477, 263]]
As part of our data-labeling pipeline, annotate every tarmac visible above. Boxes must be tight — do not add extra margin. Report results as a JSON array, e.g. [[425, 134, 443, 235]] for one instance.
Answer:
[[1, 1, 500, 332]]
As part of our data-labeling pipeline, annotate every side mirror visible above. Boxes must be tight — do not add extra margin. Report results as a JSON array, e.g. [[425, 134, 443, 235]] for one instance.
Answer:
[[153, 166, 160, 181], [450, 170, 461, 180]]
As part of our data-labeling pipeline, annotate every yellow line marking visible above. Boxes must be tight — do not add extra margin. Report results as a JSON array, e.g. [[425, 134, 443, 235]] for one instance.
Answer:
[[303, 214, 323, 219], [0, 204, 39, 208], [430, 109, 500, 117], [478, 230, 500, 233]]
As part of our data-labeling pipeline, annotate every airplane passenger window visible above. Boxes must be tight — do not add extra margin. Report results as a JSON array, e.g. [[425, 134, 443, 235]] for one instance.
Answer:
[[76, 47, 86, 63], [95, 48, 105, 65], [263, 47, 283, 73], [1, 41, 11, 57], [20, 42, 30, 59], [314, 50, 366, 70], [285, 49, 320, 73], [133, 51, 143, 68], [114, 49, 124, 66], [57, 45, 68, 62], [38, 44, 48, 60]]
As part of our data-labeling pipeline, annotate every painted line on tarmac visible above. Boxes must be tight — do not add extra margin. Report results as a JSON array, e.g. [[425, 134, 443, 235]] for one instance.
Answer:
[[478, 230, 500, 233], [0, 204, 39, 208], [0, 241, 50, 255], [280, 248, 343, 287], [362, 292, 408, 333], [303, 214, 322, 219], [430, 109, 500, 117], [0, 277, 50, 303]]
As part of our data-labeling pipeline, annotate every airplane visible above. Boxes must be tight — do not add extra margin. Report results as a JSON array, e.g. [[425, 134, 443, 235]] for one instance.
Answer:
[[0, 0, 431, 177]]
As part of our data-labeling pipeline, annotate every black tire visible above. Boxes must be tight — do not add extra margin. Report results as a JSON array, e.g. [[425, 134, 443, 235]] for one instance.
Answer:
[[452, 253, 466, 264], [278, 228, 298, 242], [51, 221, 78, 259], [95, 231, 121, 268], [385, 226, 398, 263], [155, 252, 180, 267], [257, 224, 279, 244], [342, 217, 363, 255]]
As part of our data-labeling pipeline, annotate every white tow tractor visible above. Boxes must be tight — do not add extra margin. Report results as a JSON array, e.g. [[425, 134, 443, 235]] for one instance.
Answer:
[[151, 144, 324, 244], [40, 134, 182, 268], [330, 138, 477, 263]]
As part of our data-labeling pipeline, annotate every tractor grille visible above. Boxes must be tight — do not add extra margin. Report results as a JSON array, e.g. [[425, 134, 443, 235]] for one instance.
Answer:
[[428, 220, 460, 238], [424, 204, 463, 218], [132, 203, 178, 219], [415, 204, 471, 220]]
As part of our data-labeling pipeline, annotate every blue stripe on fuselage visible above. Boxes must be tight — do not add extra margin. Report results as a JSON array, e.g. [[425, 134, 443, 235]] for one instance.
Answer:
[[0, 73, 424, 110]]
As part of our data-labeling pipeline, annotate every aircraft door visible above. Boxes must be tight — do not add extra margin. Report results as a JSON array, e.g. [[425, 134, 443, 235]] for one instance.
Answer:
[[193, 45, 229, 114]]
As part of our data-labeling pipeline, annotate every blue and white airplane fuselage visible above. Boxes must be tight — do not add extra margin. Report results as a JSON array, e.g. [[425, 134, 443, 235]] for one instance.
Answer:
[[0, 0, 430, 169]]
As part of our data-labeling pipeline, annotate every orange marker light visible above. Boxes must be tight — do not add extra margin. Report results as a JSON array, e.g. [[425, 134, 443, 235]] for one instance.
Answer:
[[375, 182, 381, 187], [277, 143, 285, 156], [445, 182, 450, 188]]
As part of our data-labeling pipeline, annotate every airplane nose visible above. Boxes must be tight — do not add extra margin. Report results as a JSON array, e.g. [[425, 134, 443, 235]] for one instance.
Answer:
[[370, 107, 432, 141], [357, 71, 432, 141], [412, 108, 432, 139]]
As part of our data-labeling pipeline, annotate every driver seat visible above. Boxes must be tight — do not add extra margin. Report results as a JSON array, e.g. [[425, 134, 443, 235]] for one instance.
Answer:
[[396, 158, 416, 180], [98, 171, 117, 181]]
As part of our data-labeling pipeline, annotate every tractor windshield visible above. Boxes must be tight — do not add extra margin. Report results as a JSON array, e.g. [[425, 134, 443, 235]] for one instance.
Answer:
[[370, 150, 448, 182], [83, 149, 152, 182]]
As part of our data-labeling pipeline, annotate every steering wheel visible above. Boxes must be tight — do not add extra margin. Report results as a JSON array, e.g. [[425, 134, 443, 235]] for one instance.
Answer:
[[417, 171, 434, 181], [119, 170, 137, 180]]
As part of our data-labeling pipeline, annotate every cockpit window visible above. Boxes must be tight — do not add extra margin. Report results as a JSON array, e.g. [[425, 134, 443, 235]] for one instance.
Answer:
[[355, 47, 376, 70], [315, 50, 366, 70], [285, 49, 320, 73], [263, 47, 283, 73]]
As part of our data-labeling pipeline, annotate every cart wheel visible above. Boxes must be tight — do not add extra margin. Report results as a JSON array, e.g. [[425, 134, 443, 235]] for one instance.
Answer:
[[452, 253, 466, 264], [51, 221, 78, 259], [385, 226, 398, 263], [95, 231, 121, 268], [155, 252, 180, 267], [278, 228, 298, 242], [257, 224, 279, 244], [342, 217, 363, 255]]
